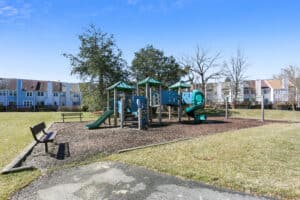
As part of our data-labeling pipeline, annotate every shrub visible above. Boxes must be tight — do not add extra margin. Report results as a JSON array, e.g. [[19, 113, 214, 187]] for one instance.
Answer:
[[273, 102, 292, 110], [36, 105, 58, 112], [0, 105, 6, 112], [58, 106, 82, 112], [81, 105, 89, 112], [17, 107, 34, 112], [234, 101, 251, 109]]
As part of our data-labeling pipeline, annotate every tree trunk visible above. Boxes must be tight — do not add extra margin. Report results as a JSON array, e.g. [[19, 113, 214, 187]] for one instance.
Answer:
[[201, 76, 205, 93], [201, 75, 206, 106], [98, 71, 105, 109]]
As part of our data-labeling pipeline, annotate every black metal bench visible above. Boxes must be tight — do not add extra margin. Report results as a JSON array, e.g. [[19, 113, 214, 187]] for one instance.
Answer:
[[61, 112, 82, 122], [30, 122, 57, 153]]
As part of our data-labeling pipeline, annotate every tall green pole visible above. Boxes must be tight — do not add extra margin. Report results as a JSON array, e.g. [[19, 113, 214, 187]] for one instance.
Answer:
[[178, 87, 182, 122], [159, 85, 162, 124], [120, 98, 124, 128], [146, 83, 150, 124], [107, 90, 111, 125], [114, 88, 117, 126]]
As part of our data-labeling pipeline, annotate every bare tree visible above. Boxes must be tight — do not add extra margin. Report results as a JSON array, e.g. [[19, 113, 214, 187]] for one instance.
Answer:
[[274, 65, 300, 110], [182, 46, 222, 97], [181, 65, 195, 84], [223, 49, 248, 107]]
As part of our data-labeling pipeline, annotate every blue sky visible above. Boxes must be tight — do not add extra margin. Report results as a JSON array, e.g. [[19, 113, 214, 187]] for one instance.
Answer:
[[1, 0, 300, 82]]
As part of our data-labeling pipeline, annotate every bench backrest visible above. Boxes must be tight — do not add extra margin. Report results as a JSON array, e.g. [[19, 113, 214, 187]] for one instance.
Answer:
[[61, 112, 82, 116], [30, 122, 46, 141]]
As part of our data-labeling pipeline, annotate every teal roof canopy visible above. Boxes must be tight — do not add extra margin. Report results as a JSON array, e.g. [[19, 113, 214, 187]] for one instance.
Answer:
[[106, 81, 135, 91], [138, 77, 161, 86], [169, 81, 191, 89]]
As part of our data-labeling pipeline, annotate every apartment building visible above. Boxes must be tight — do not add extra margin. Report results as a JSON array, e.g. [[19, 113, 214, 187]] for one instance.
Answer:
[[255, 79, 289, 104], [0, 78, 81, 109], [194, 78, 293, 105]]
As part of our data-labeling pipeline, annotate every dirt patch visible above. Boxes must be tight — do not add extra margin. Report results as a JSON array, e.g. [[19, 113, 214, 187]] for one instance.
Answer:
[[23, 117, 273, 169]]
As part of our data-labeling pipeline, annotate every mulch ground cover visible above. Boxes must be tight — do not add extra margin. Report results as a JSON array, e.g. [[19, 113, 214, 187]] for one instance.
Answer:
[[22, 117, 275, 169]]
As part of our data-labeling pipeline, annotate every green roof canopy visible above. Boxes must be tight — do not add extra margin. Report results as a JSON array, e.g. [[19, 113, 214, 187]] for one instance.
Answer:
[[106, 81, 135, 91], [138, 77, 161, 86], [169, 81, 191, 89]]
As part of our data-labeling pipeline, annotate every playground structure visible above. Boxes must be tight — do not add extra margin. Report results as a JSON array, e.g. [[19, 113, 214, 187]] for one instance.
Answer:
[[86, 77, 207, 130]]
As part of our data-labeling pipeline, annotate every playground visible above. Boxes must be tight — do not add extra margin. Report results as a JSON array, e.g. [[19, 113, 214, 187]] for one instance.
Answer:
[[6, 76, 290, 171], [22, 117, 268, 169], [85, 77, 209, 131], [20, 77, 271, 169]]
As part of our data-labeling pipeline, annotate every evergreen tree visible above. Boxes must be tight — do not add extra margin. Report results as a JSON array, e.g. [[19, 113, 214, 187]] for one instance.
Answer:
[[131, 45, 185, 85], [64, 24, 129, 111]]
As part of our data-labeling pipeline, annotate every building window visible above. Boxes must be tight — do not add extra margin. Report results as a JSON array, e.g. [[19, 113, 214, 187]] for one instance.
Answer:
[[26, 91, 33, 97], [73, 102, 80, 106], [9, 101, 16, 106], [73, 93, 79, 98], [244, 89, 250, 95], [262, 89, 269, 94], [53, 92, 58, 97], [37, 91, 44, 96], [0, 91, 6, 96], [37, 101, 44, 106], [23, 100, 33, 107], [9, 90, 16, 96]]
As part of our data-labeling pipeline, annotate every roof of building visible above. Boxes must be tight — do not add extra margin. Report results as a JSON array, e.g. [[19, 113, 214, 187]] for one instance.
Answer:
[[22, 79, 36, 91], [0, 78, 84, 93], [36, 81, 48, 91], [52, 81, 62, 92], [22, 79, 48, 91], [265, 79, 282, 89], [260, 80, 269, 88], [0, 78, 17, 90]]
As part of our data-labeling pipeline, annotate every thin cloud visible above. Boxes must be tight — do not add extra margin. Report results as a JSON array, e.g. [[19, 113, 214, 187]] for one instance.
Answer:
[[0, 0, 32, 23], [126, 0, 188, 12], [0, 6, 18, 16], [127, 0, 139, 5]]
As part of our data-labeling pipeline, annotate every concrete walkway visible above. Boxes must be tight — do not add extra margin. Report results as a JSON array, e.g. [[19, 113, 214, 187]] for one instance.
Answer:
[[12, 162, 272, 200]]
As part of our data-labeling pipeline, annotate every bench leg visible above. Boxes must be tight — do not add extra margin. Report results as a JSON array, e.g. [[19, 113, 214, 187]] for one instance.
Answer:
[[45, 143, 48, 153]]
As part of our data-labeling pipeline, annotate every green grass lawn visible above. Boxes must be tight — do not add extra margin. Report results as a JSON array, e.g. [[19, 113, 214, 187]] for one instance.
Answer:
[[109, 123, 300, 199], [0, 112, 97, 200], [230, 109, 300, 122], [1, 110, 300, 199]]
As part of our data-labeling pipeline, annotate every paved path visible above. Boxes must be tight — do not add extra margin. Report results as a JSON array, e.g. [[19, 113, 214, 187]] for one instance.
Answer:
[[12, 162, 272, 200]]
